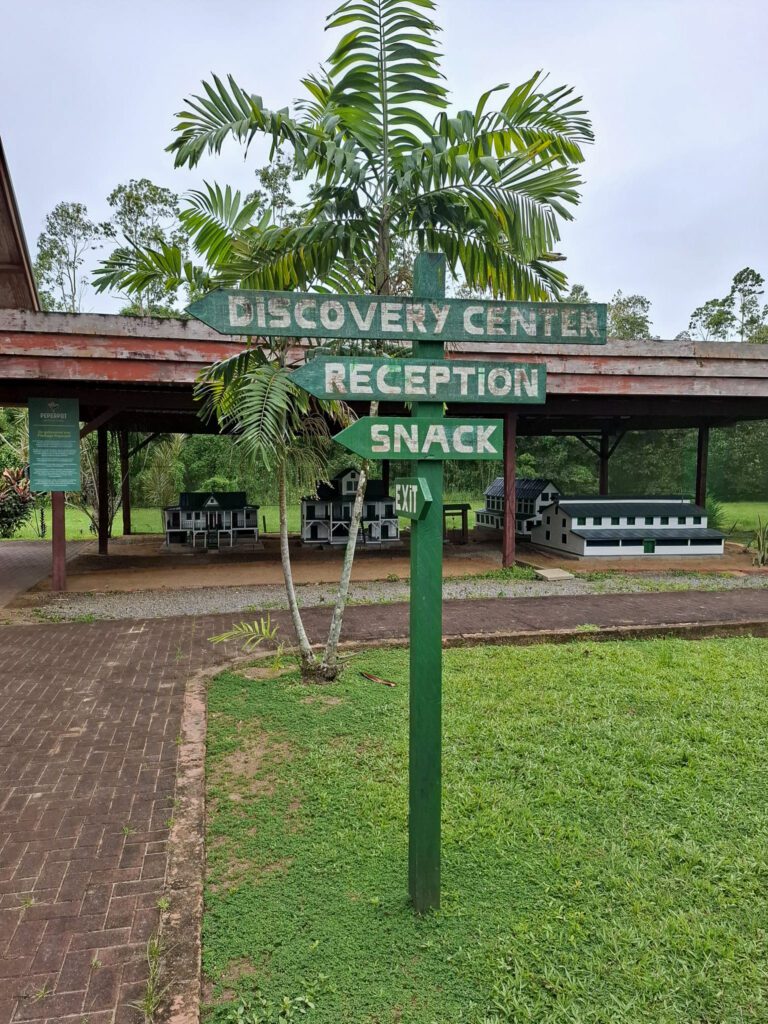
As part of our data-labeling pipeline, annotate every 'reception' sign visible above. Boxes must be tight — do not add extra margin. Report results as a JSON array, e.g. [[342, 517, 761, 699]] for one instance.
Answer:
[[291, 356, 546, 403]]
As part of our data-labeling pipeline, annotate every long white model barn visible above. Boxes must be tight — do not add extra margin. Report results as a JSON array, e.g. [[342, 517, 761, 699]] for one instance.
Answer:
[[475, 477, 560, 537], [530, 498, 725, 556], [302, 468, 399, 546]]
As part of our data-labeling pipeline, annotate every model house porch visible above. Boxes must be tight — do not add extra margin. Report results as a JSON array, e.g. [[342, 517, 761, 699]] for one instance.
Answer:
[[164, 492, 260, 549]]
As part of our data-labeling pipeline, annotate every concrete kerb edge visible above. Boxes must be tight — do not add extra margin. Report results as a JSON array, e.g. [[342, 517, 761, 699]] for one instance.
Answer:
[[159, 650, 258, 1024], [156, 616, 768, 1022]]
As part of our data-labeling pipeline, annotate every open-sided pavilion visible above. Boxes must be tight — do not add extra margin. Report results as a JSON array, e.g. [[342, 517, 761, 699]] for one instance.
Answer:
[[2, 140, 767, 588]]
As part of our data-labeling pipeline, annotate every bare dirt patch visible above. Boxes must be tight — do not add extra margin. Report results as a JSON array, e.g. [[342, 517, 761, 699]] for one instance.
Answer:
[[300, 693, 344, 709]]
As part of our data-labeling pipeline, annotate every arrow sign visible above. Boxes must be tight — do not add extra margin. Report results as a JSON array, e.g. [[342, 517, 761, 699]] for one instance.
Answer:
[[188, 288, 607, 345], [394, 477, 432, 520], [292, 356, 546, 404], [334, 417, 503, 461]]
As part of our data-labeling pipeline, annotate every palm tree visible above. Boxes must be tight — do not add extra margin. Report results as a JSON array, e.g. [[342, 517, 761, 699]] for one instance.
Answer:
[[96, 0, 593, 679]]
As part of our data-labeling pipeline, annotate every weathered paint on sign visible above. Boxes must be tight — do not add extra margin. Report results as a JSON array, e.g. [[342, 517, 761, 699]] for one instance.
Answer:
[[292, 356, 546, 403], [188, 288, 607, 345], [28, 398, 81, 492], [334, 417, 503, 461], [394, 477, 432, 520]]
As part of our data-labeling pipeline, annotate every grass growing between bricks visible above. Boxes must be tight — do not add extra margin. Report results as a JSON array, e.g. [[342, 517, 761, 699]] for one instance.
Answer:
[[203, 638, 768, 1023]]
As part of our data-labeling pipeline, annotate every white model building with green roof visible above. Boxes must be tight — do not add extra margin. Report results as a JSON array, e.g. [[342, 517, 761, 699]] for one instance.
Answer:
[[530, 497, 725, 557]]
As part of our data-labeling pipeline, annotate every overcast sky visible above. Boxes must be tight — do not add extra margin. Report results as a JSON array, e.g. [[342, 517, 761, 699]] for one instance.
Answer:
[[2, 0, 766, 336]]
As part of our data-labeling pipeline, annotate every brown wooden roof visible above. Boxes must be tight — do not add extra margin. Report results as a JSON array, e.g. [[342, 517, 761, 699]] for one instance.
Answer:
[[0, 139, 39, 311]]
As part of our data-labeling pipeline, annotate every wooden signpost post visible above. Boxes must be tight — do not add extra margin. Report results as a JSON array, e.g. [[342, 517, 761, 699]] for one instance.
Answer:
[[190, 256, 606, 913]]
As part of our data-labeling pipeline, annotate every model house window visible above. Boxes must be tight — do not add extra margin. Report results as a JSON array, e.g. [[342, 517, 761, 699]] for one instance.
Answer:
[[545, 530, 550, 540], [645, 516, 654, 525], [366, 504, 376, 519], [541, 493, 549, 501], [344, 476, 357, 493], [593, 517, 602, 526], [562, 534, 567, 544], [627, 516, 635, 525], [577, 516, 586, 525], [385, 504, 394, 518], [660, 516, 669, 525], [693, 516, 702, 524], [562, 518, 566, 527], [611, 517, 620, 525], [306, 504, 315, 519], [678, 516, 686, 524]]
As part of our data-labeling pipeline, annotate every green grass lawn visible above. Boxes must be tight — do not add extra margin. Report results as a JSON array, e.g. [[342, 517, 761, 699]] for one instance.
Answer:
[[7, 506, 165, 540], [204, 638, 768, 1023], [720, 501, 768, 534]]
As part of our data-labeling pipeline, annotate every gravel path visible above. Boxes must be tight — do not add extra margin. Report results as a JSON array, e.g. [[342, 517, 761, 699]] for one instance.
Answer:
[[29, 571, 768, 622]]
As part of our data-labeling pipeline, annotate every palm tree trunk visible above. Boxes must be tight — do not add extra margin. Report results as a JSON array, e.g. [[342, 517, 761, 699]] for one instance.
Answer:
[[321, 215, 392, 680], [278, 460, 315, 672]]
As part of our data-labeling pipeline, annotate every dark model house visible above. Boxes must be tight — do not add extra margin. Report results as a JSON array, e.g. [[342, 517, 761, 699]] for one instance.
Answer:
[[163, 492, 259, 548], [475, 477, 560, 537], [301, 468, 399, 546], [530, 497, 725, 557]]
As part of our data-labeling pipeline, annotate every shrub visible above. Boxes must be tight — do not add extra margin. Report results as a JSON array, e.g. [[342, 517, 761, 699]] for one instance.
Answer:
[[0, 468, 35, 538]]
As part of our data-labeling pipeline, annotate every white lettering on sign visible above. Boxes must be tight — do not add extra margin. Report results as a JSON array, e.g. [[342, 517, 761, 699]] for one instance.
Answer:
[[214, 292, 604, 342], [349, 300, 376, 332], [295, 299, 317, 329], [312, 359, 541, 400], [366, 422, 500, 455], [395, 483, 417, 514], [228, 295, 253, 327]]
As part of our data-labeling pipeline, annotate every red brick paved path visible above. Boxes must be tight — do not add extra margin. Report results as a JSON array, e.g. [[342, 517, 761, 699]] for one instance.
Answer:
[[0, 541, 92, 611], [0, 617, 223, 1024], [0, 588, 766, 1022]]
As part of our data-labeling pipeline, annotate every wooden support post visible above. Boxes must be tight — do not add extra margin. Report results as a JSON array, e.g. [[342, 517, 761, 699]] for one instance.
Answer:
[[599, 431, 610, 496], [408, 253, 445, 913], [502, 413, 517, 568], [51, 491, 66, 591], [696, 425, 709, 507], [97, 427, 109, 555], [119, 431, 131, 536]]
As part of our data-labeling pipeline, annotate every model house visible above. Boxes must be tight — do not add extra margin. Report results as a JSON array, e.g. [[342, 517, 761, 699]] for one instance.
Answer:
[[475, 477, 560, 537], [529, 497, 724, 557], [164, 492, 259, 548], [302, 468, 399, 546]]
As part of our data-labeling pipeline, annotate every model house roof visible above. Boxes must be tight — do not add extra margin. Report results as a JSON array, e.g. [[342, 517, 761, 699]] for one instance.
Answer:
[[572, 527, 724, 542], [484, 477, 558, 500], [307, 470, 392, 502], [174, 491, 257, 511], [556, 500, 707, 518]]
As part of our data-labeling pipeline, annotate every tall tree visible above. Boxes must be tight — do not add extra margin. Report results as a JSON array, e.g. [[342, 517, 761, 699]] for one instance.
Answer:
[[608, 290, 652, 340], [34, 202, 104, 312], [96, 0, 593, 679], [729, 267, 767, 342], [102, 179, 186, 315], [688, 297, 735, 341]]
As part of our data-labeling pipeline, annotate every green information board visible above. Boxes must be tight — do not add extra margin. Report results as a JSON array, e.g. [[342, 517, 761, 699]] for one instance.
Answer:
[[28, 398, 81, 492]]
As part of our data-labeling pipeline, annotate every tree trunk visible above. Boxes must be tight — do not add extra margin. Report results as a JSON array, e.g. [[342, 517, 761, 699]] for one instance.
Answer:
[[320, 455, 371, 679], [320, 216, 391, 679], [278, 461, 316, 672]]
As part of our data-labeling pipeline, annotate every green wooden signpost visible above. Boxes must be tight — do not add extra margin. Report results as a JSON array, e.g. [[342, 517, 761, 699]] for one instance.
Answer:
[[188, 288, 607, 346], [291, 355, 546, 404], [187, 252, 606, 914]]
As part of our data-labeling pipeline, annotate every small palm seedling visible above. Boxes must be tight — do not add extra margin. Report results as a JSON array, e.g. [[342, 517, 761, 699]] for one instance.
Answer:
[[210, 614, 282, 653]]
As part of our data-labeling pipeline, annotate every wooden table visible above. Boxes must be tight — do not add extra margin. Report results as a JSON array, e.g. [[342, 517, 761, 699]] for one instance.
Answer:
[[442, 502, 471, 544]]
